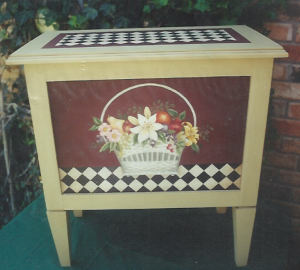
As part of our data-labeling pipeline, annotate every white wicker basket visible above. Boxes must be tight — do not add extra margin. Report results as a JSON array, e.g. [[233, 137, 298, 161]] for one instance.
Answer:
[[100, 83, 197, 176]]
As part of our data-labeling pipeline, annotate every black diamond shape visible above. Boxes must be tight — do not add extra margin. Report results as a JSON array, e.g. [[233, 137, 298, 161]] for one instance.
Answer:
[[62, 175, 75, 186], [63, 188, 75, 193], [182, 185, 194, 191], [181, 172, 194, 183], [227, 184, 239, 190], [199, 185, 209, 190], [123, 186, 135, 192], [139, 186, 150, 192], [122, 176, 135, 185], [228, 171, 240, 181], [168, 185, 179, 192], [182, 164, 194, 170], [91, 175, 104, 186], [76, 167, 87, 173], [197, 172, 210, 182], [108, 187, 120, 193], [214, 164, 225, 169], [94, 187, 105, 193], [152, 186, 164, 192], [213, 184, 224, 190], [166, 174, 179, 182], [137, 175, 150, 184], [76, 175, 89, 186], [151, 175, 164, 184], [212, 171, 225, 182], [79, 188, 89, 193], [107, 174, 119, 185]]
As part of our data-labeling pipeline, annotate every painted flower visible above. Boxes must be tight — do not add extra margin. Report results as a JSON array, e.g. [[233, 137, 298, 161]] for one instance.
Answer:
[[167, 143, 175, 153], [98, 123, 112, 136], [107, 116, 124, 133], [182, 122, 200, 146], [107, 129, 122, 142], [130, 106, 163, 143]]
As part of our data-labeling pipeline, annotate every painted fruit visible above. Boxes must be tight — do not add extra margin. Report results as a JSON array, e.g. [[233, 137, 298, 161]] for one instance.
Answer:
[[156, 111, 171, 125], [123, 120, 134, 133], [169, 121, 183, 133]]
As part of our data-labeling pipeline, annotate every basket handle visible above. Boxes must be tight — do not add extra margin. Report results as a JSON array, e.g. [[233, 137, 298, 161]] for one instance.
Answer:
[[100, 83, 197, 126]]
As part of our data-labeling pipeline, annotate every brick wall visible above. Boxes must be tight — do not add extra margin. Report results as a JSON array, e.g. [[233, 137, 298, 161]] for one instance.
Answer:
[[262, 1, 300, 268]]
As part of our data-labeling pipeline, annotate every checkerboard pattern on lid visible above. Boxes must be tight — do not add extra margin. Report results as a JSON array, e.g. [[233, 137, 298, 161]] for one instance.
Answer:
[[59, 163, 242, 194], [43, 28, 249, 48]]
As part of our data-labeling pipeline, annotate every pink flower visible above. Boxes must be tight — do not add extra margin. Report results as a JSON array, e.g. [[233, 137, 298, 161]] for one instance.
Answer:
[[107, 129, 122, 142], [167, 143, 175, 153], [98, 123, 112, 136]]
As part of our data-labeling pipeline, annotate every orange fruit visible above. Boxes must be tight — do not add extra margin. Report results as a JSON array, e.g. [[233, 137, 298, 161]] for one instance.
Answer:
[[156, 111, 171, 125]]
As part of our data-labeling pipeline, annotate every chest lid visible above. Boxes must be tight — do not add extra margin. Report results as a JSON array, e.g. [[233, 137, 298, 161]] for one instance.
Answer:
[[6, 25, 287, 65]]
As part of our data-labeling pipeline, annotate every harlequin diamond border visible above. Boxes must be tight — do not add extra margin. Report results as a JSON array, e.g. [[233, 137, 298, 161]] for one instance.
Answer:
[[43, 28, 249, 49], [59, 164, 242, 194]]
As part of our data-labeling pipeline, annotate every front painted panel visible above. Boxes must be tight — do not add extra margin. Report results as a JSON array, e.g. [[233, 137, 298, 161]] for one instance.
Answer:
[[47, 77, 249, 193]]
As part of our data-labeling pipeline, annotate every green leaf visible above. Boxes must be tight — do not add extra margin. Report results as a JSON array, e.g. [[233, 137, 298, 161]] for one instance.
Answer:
[[99, 143, 110, 152], [89, 125, 99, 131], [83, 7, 98, 20], [191, 143, 200, 152], [133, 134, 138, 145], [109, 142, 117, 152], [143, 4, 151, 13], [93, 117, 102, 125], [194, 0, 210, 12], [158, 132, 166, 143], [167, 108, 178, 118], [179, 111, 186, 121]]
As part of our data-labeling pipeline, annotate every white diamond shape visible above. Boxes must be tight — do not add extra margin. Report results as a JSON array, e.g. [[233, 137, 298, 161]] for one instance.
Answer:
[[98, 167, 112, 179], [99, 180, 113, 192], [84, 181, 98, 192], [112, 167, 123, 178], [83, 167, 97, 180], [189, 165, 204, 177], [234, 178, 241, 188], [174, 179, 187, 191], [204, 178, 218, 190], [205, 164, 218, 176], [114, 180, 127, 192], [219, 177, 233, 189], [158, 179, 172, 191], [61, 182, 69, 193], [70, 181, 84, 193], [144, 180, 158, 191], [189, 179, 202, 190], [235, 164, 242, 175], [68, 168, 81, 180], [58, 168, 67, 179], [220, 164, 234, 176], [129, 180, 143, 192], [178, 165, 188, 178]]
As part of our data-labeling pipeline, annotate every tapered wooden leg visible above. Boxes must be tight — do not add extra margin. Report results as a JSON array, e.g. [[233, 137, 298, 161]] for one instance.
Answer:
[[73, 210, 83, 217], [232, 207, 256, 267], [47, 210, 71, 267], [216, 207, 227, 214]]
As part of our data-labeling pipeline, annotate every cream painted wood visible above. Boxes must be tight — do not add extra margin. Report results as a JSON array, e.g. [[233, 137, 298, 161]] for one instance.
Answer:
[[47, 211, 71, 267], [232, 207, 256, 267], [216, 207, 228, 214], [73, 210, 83, 217], [6, 25, 287, 65]]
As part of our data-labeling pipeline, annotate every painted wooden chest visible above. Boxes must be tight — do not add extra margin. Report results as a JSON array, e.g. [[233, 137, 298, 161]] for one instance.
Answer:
[[7, 25, 287, 267]]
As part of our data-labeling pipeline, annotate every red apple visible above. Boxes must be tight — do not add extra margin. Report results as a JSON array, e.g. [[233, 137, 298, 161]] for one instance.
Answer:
[[123, 120, 134, 133], [169, 121, 183, 133], [156, 111, 171, 125]]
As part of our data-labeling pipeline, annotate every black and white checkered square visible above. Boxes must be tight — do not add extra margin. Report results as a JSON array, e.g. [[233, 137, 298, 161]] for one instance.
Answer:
[[46, 28, 243, 48], [59, 164, 242, 193]]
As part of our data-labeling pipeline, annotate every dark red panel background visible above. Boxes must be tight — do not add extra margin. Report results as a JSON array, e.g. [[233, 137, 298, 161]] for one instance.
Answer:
[[47, 77, 249, 168]]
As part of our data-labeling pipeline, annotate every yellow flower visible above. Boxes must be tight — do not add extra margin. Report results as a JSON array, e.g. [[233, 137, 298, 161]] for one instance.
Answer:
[[182, 122, 199, 146], [107, 116, 124, 133]]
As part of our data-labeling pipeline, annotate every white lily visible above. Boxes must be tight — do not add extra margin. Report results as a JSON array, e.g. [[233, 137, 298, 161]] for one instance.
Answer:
[[130, 107, 163, 143]]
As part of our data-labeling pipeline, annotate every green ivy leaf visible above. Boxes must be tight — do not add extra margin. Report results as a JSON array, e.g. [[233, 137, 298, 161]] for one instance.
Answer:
[[93, 117, 102, 125], [179, 111, 186, 121], [194, 0, 210, 12], [99, 142, 110, 152], [191, 143, 200, 153], [143, 4, 151, 13], [158, 132, 166, 143], [83, 7, 98, 20], [89, 125, 99, 131], [167, 108, 178, 118]]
